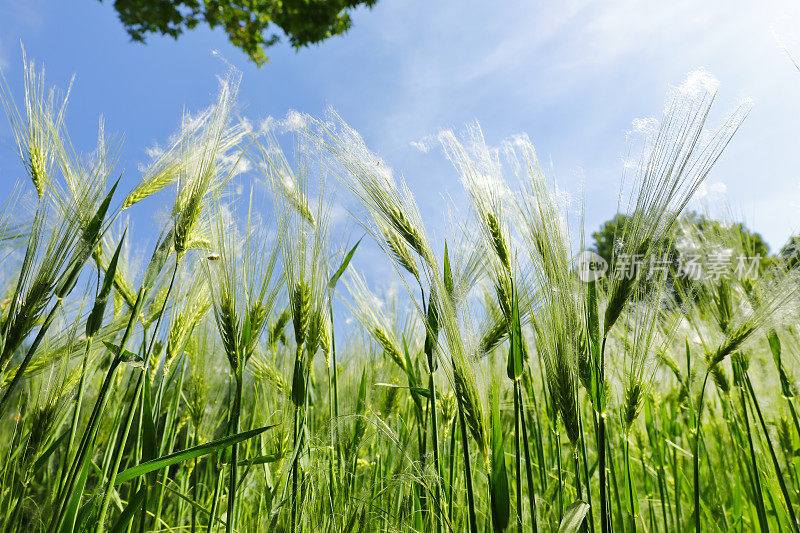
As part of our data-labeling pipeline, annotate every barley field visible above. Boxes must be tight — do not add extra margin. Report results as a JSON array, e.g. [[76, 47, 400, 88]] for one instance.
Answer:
[[0, 61, 799, 533]]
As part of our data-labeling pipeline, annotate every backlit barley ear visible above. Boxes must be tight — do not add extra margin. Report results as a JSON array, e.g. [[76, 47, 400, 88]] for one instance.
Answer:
[[1, 53, 71, 199], [386, 205, 427, 261], [372, 326, 406, 372], [166, 289, 210, 369], [174, 194, 202, 255], [122, 162, 181, 209], [384, 226, 419, 280], [478, 312, 508, 357], [29, 146, 46, 198], [601, 81, 750, 339], [485, 212, 510, 272], [658, 349, 682, 382], [316, 111, 434, 269]]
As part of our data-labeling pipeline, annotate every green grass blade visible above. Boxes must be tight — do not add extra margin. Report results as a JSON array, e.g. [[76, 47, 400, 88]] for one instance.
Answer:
[[559, 501, 590, 533], [328, 237, 362, 289], [115, 424, 278, 485], [108, 486, 146, 533], [489, 377, 509, 532]]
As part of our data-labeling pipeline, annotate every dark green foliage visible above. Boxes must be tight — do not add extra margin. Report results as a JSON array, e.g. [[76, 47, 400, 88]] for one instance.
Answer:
[[104, 0, 379, 66], [780, 234, 800, 269]]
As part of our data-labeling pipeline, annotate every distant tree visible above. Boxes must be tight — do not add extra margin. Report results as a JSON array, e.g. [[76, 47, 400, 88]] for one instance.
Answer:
[[680, 211, 770, 259], [591, 213, 628, 269], [590, 213, 679, 293], [590, 211, 770, 301], [780, 234, 800, 269], [104, 0, 378, 66]]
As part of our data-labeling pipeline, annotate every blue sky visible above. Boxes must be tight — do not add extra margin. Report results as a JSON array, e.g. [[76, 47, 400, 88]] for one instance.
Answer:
[[1, 0, 799, 260]]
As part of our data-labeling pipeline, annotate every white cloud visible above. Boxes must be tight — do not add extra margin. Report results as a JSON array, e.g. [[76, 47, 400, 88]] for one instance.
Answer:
[[678, 69, 720, 97], [692, 181, 728, 202], [280, 110, 306, 132]]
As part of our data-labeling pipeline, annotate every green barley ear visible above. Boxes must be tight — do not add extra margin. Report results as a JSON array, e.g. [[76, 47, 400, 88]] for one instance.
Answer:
[[555, 354, 580, 446], [383, 224, 420, 281], [250, 353, 291, 401], [378, 382, 400, 420], [166, 287, 210, 369], [305, 308, 322, 360], [291, 281, 311, 348], [316, 311, 330, 363], [778, 417, 794, 461], [493, 275, 512, 321], [122, 160, 182, 209], [346, 271, 408, 373], [731, 351, 749, 388], [438, 123, 511, 275], [254, 126, 316, 228], [768, 329, 794, 398], [485, 212, 510, 272], [21, 398, 60, 471], [174, 192, 202, 255], [218, 293, 239, 371], [55, 178, 120, 300], [269, 307, 291, 348], [603, 239, 650, 338], [453, 362, 488, 458], [423, 291, 439, 371], [0, 52, 72, 198], [622, 381, 644, 433], [478, 311, 508, 357], [373, 326, 406, 372], [709, 323, 755, 368], [506, 284, 526, 381], [603, 74, 750, 338], [243, 302, 270, 361], [658, 348, 683, 383], [385, 204, 427, 261], [317, 111, 434, 267], [710, 364, 730, 395]]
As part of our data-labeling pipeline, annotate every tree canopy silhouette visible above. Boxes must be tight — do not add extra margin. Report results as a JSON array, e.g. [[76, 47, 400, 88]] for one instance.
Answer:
[[104, 0, 378, 66]]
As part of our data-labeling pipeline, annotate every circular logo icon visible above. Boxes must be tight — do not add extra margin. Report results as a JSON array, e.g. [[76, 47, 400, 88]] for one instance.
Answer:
[[573, 251, 608, 283]]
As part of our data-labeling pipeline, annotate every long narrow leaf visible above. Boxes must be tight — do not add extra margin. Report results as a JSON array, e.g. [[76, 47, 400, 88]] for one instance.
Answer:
[[115, 424, 278, 484]]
